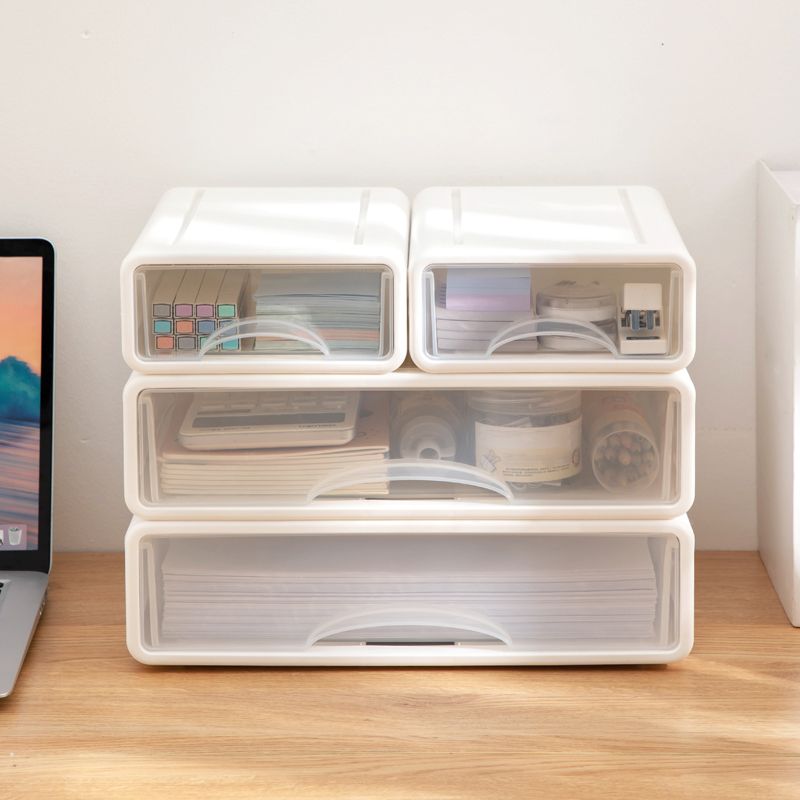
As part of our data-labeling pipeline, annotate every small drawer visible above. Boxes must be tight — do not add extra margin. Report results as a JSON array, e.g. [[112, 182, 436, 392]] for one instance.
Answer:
[[121, 187, 409, 374], [125, 517, 694, 666], [409, 186, 696, 373], [123, 371, 695, 521]]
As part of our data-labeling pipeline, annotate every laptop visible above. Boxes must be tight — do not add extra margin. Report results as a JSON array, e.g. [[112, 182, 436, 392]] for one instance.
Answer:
[[0, 239, 54, 698]]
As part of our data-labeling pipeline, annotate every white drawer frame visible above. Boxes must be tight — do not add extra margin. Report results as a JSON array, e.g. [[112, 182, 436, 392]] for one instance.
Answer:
[[120, 187, 410, 375], [409, 186, 696, 374], [125, 516, 695, 667], [123, 369, 695, 522]]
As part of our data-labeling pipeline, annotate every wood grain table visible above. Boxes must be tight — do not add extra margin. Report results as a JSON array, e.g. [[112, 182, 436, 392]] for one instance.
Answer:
[[2, 552, 799, 799]]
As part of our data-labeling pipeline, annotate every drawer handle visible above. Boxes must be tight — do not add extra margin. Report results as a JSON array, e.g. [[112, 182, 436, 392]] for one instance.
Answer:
[[307, 607, 512, 647], [305, 458, 515, 503], [196, 317, 331, 358], [485, 317, 619, 356]]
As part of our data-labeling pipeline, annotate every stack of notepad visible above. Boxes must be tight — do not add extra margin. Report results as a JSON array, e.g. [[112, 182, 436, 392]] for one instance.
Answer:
[[158, 536, 658, 644], [158, 393, 389, 500], [434, 269, 535, 354], [252, 271, 383, 354]]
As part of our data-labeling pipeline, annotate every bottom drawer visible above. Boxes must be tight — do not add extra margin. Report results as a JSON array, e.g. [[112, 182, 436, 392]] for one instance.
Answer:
[[125, 517, 694, 666]]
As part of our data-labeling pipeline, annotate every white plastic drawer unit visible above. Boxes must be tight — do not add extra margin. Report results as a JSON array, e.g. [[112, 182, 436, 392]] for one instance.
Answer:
[[123, 370, 694, 520], [120, 187, 410, 374], [125, 517, 694, 666], [409, 186, 696, 373]]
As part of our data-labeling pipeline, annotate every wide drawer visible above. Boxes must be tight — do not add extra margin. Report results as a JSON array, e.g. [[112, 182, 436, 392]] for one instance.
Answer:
[[125, 517, 694, 666], [123, 371, 695, 521]]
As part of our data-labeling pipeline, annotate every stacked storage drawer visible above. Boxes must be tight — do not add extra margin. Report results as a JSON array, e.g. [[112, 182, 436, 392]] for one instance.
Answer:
[[122, 185, 696, 665]]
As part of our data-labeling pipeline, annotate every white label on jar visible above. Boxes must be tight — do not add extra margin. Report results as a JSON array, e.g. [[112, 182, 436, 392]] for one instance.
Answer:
[[475, 417, 582, 483]]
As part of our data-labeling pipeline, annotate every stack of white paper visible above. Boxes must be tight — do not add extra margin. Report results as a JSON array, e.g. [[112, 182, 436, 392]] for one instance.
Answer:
[[159, 393, 390, 499], [253, 271, 382, 354], [159, 536, 659, 645], [434, 270, 536, 353]]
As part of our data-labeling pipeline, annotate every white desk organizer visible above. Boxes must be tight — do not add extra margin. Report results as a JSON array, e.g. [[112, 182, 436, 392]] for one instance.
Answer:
[[123, 370, 694, 521], [120, 187, 410, 374], [409, 186, 696, 373], [125, 516, 694, 666], [122, 184, 696, 667]]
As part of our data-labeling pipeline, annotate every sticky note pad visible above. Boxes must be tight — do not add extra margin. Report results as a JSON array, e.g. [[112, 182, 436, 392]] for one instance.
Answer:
[[152, 270, 184, 318], [216, 270, 246, 318], [177, 336, 197, 350], [195, 271, 226, 318], [197, 319, 216, 335], [153, 319, 172, 334], [445, 268, 531, 312], [175, 270, 205, 317], [221, 339, 240, 351], [175, 319, 195, 335], [155, 335, 175, 350]]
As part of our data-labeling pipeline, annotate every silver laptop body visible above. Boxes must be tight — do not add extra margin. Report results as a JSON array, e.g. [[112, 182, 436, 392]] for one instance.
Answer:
[[0, 239, 55, 698]]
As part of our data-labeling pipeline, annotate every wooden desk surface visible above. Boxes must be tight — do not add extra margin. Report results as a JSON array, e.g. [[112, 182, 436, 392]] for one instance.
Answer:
[[3, 552, 799, 799]]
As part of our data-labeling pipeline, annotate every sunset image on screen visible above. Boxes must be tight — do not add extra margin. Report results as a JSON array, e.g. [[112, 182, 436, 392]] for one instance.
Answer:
[[0, 256, 42, 548], [0, 257, 41, 373]]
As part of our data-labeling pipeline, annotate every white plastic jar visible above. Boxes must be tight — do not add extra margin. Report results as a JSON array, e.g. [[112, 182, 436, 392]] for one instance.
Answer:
[[390, 392, 462, 461], [468, 390, 582, 489], [535, 281, 617, 351]]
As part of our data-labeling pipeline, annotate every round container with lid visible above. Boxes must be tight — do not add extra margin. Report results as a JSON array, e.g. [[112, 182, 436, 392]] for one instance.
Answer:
[[588, 393, 660, 492], [468, 390, 582, 489], [535, 281, 618, 351], [391, 392, 462, 461]]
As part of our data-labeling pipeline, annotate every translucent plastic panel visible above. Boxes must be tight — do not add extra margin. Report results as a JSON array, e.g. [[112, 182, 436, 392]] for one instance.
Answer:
[[420, 264, 682, 362], [134, 387, 685, 511], [133, 265, 394, 363], [137, 532, 680, 655]]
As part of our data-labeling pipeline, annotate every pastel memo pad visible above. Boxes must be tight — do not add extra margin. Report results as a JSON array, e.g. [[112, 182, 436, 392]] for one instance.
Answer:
[[153, 319, 172, 334], [216, 270, 246, 318], [446, 294, 532, 312], [197, 319, 216, 335], [177, 336, 197, 350], [155, 335, 175, 350], [175, 319, 195, 335], [446, 268, 532, 312], [174, 303, 194, 318], [152, 303, 172, 318], [195, 304, 215, 317]]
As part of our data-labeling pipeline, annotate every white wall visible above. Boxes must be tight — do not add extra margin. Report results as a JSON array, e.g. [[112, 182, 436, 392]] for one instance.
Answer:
[[1, 0, 798, 550]]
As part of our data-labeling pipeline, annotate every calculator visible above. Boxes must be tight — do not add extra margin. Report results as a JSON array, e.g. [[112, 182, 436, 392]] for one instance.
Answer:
[[178, 391, 361, 450]]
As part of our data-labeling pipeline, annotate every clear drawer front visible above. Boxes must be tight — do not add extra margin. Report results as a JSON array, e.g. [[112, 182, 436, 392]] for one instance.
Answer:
[[127, 522, 692, 665], [127, 379, 693, 520], [128, 264, 397, 370]]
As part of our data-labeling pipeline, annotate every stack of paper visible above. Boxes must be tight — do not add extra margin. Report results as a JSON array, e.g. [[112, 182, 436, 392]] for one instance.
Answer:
[[159, 393, 389, 499], [159, 536, 658, 644], [434, 269, 535, 353], [252, 271, 382, 354]]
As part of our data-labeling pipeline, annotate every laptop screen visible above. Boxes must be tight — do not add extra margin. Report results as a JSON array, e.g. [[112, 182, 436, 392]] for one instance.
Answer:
[[0, 255, 45, 552], [0, 244, 55, 572]]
